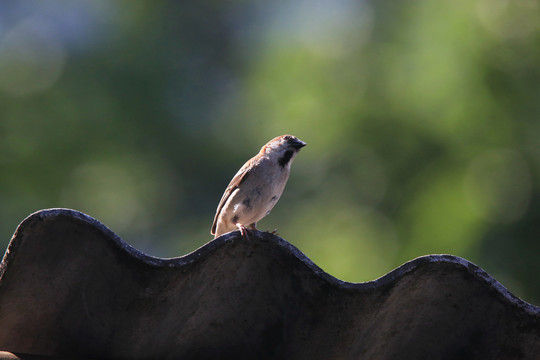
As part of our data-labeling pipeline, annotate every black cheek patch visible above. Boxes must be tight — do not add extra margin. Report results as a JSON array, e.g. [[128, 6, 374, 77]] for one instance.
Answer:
[[231, 215, 239, 224], [242, 198, 251, 209], [278, 150, 294, 167]]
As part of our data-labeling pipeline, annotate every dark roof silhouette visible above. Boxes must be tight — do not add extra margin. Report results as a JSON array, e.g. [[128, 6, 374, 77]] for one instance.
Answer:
[[0, 209, 539, 359]]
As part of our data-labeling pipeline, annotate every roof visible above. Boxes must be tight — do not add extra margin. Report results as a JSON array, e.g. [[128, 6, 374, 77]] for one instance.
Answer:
[[0, 209, 539, 359]]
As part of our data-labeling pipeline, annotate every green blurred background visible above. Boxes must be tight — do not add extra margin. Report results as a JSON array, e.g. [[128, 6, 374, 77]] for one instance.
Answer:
[[1, 0, 540, 303]]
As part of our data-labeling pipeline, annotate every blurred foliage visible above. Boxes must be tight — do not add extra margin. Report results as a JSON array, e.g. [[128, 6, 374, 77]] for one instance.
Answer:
[[1, 0, 540, 303]]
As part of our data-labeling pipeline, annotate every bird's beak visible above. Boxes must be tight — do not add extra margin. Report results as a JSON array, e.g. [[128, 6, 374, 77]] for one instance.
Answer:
[[293, 140, 306, 149]]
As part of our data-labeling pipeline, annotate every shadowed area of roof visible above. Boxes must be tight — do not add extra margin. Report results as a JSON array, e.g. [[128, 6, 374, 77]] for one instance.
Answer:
[[0, 209, 539, 359]]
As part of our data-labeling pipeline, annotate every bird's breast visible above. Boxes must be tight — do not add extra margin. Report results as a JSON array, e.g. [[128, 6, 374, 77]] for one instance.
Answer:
[[234, 165, 289, 222]]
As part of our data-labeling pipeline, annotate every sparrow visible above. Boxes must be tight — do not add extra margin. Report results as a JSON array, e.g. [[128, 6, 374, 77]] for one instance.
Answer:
[[211, 134, 306, 239]]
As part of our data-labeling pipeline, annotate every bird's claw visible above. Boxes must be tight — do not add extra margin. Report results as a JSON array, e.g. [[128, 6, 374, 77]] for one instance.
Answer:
[[235, 224, 277, 239], [236, 224, 251, 240]]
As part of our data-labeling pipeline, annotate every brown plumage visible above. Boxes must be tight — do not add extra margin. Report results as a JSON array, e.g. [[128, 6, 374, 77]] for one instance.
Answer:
[[211, 135, 306, 239]]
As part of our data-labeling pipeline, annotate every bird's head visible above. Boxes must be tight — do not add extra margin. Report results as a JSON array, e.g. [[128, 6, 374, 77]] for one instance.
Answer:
[[261, 134, 306, 168]]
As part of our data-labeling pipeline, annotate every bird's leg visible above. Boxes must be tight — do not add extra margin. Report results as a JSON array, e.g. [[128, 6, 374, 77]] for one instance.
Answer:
[[236, 223, 251, 240]]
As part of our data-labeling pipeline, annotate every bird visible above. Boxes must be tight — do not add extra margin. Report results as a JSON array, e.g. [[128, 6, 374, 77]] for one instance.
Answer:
[[211, 134, 306, 239]]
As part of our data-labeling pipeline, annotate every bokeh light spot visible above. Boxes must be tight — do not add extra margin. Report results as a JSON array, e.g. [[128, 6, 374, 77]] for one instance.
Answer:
[[0, 17, 66, 96]]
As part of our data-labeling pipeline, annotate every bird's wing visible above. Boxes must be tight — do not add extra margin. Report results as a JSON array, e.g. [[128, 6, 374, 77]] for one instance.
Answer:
[[211, 158, 254, 235]]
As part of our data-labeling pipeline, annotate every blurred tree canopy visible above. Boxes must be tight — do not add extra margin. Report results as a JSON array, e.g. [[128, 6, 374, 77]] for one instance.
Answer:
[[1, 0, 540, 303]]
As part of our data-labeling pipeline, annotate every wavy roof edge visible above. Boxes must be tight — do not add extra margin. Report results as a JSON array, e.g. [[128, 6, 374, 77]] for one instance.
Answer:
[[4, 208, 538, 316]]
